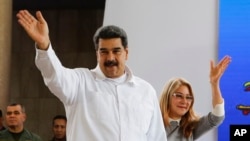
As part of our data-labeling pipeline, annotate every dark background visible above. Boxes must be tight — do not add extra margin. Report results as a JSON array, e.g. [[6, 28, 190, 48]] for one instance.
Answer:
[[11, 0, 106, 140], [13, 0, 106, 10]]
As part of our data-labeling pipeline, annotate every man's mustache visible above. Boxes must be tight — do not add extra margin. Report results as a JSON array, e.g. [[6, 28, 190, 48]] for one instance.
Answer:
[[104, 61, 118, 67]]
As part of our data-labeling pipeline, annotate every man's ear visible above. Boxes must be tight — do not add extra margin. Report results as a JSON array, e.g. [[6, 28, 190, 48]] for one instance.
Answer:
[[125, 47, 129, 60], [96, 51, 100, 61], [23, 113, 27, 121]]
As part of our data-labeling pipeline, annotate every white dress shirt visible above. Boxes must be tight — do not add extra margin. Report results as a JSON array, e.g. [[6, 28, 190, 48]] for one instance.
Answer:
[[35, 44, 167, 141]]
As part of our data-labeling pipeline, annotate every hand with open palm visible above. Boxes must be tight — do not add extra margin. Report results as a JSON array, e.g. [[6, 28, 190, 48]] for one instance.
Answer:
[[210, 55, 231, 85], [16, 10, 50, 50]]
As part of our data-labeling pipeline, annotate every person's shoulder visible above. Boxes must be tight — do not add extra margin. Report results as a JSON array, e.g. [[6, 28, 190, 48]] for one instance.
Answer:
[[74, 67, 90, 71], [30, 132, 43, 140], [133, 76, 154, 87], [0, 130, 10, 139], [24, 129, 43, 141], [0, 129, 7, 134]]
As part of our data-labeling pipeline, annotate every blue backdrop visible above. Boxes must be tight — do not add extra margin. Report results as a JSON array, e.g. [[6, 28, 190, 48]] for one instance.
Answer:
[[219, 0, 250, 140]]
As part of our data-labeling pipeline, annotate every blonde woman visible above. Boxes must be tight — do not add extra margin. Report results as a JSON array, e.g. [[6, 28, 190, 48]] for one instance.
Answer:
[[159, 55, 231, 141]]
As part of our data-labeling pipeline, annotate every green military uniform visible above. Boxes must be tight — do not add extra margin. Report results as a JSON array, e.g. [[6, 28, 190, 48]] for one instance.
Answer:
[[0, 129, 42, 141]]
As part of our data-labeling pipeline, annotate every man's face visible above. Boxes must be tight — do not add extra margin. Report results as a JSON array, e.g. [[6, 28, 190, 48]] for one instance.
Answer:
[[5, 105, 26, 128], [96, 38, 128, 78], [53, 119, 66, 139]]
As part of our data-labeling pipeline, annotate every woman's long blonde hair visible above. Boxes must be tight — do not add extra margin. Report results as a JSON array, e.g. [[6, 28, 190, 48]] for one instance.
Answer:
[[159, 77, 199, 138]]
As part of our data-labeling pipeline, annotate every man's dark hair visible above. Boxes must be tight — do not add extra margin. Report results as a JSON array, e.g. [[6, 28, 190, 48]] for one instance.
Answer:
[[8, 103, 25, 113], [52, 115, 67, 125], [93, 25, 128, 50]]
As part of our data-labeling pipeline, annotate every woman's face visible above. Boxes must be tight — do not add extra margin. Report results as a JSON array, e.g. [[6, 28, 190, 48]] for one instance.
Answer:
[[169, 85, 193, 119]]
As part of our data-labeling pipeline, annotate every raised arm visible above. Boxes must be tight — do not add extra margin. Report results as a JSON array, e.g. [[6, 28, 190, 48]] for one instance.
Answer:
[[210, 55, 231, 107], [16, 10, 50, 50]]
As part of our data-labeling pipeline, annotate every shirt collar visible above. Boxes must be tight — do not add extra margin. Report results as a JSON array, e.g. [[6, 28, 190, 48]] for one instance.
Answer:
[[91, 64, 135, 85], [169, 118, 181, 125]]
